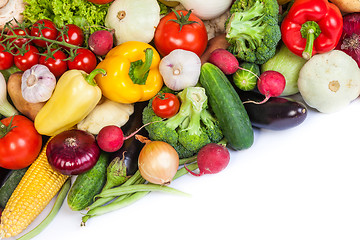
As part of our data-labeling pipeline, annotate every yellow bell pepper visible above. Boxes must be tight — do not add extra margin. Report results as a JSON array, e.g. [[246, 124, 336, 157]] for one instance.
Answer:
[[95, 41, 163, 104], [34, 69, 104, 136]]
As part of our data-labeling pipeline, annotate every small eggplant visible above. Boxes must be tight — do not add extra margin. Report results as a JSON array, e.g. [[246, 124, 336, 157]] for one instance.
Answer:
[[237, 90, 308, 130], [0, 168, 11, 186], [110, 101, 149, 176]]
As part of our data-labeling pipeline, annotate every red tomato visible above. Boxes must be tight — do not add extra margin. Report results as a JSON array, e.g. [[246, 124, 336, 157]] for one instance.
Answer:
[[31, 19, 58, 48], [152, 93, 180, 118], [14, 45, 39, 71], [86, 0, 114, 4], [154, 10, 208, 57], [57, 24, 84, 50], [68, 48, 97, 74], [8, 28, 31, 48], [39, 49, 68, 78], [0, 115, 42, 170], [0, 44, 14, 70]]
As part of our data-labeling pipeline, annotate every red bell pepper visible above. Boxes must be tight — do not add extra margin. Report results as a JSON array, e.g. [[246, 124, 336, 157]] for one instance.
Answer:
[[281, 0, 343, 60]]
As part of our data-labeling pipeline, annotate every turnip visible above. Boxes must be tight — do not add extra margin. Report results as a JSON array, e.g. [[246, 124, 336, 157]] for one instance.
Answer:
[[185, 143, 230, 176], [88, 30, 114, 56]]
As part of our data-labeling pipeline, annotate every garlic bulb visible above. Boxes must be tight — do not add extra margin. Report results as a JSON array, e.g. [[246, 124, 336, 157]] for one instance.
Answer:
[[21, 64, 56, 103], [159, 49, 201, 91]]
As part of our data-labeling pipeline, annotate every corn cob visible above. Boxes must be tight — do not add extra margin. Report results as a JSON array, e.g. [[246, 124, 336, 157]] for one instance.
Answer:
[[0, 141, 69, 239]]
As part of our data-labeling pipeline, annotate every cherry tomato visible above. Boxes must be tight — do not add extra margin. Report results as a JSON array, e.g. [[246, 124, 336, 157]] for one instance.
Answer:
[[57, 24, 85, 50], [8, 28, 31, 48], [154, 10, 208, 57], [86, 0, 114, 4], [31, 19, 58, 48], [68, 48, 97, 74], [39, 49, 68, 78], [14, 45, 40, 71], [152, 92, 180, 118], [0, 44, 14, 70], [0, 115, 42, 170]]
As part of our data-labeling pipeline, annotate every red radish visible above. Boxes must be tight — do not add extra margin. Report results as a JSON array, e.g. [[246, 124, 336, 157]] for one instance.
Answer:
[[185, 143, 230, 176], [96, 121, 155, 152], [256, 70, 286, 104], [88, 30, 114, 56], [208, 49, 239, 75]]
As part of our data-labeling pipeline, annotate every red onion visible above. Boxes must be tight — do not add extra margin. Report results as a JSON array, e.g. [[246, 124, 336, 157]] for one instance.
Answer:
[[336, 13, 360, 68], [46, 129, 100, 175]]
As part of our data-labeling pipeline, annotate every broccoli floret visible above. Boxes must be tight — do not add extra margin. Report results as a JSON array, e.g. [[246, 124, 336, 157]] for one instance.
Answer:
[[225, 0, 281, 64], [142, 87, 223, 158]]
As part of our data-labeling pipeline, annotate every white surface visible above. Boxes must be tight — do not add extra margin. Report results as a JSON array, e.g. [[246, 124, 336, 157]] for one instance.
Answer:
[[10, 97, 360, 240]]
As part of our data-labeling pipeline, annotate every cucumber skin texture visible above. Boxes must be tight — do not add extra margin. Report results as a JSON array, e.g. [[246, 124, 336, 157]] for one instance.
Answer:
[[67, 152, 109, 211], [200, 63, 254, 150], [0, 167, 28, 208]]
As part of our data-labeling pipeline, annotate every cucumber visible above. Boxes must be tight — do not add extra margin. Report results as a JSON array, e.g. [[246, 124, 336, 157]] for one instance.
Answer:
[[0, 167, 28, 208], [199, 63, 254, 150], [67, 152, 109, 211]]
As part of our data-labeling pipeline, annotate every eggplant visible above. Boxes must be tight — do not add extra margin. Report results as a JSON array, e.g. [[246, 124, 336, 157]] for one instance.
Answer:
[[110, 101, 149, 176], [237, 90, 308, 130]]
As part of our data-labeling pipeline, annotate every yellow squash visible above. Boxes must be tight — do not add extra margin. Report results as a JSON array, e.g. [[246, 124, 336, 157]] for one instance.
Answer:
[[34, 69, 104, 136], [95, 41, 163, 104]]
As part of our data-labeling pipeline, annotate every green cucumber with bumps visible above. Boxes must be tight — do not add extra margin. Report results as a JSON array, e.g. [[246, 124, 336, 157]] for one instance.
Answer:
[[67, 152, 109, 211], [199, 63, 254, 150]]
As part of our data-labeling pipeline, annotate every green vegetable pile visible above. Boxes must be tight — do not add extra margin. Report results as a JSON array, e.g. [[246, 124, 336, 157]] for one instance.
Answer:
[[142, 87, 223, 158], [23, 0, 111, 32]]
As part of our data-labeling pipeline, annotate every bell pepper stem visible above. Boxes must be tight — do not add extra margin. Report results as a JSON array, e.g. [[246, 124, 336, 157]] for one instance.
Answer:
[[132, 48, 153, 83], [84, 68, 106, 86], [300, 21, 321, 60]]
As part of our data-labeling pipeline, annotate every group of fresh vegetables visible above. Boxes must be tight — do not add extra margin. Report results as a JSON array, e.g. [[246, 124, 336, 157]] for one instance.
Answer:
[[1, 0, 360, 238]]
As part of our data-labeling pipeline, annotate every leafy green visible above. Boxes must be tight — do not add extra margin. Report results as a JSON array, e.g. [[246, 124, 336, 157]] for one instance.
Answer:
[[23, 0, 111, 33]]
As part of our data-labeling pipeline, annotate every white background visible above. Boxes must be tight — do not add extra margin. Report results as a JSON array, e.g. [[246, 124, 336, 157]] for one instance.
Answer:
[[10, 95, 360, 240]]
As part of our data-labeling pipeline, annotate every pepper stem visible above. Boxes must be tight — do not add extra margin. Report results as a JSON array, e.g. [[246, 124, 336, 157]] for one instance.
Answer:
[[129, 48, 153, 85], [300, 21, 321, 60], [84, 68, 106, 86]]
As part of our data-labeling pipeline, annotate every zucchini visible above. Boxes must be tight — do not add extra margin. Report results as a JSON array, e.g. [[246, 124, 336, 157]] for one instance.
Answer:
[[199, 63, 254, 150], [0, 167, 28, 208], [67, 152, 109, 211]]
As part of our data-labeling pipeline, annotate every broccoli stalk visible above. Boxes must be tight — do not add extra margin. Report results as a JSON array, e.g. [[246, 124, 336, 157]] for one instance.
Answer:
[[225, 0, 281, 64]]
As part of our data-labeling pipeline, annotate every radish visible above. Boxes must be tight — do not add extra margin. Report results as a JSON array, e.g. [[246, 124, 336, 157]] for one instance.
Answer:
[[184, 143, 230, 176], [208, 49, 239, 75], [88, 30, 114, 56], [96, 122, 152, 152], [255, 70, 286, 104]]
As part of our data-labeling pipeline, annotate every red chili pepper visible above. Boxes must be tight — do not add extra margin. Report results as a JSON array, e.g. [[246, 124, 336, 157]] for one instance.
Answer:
[[281, 0, 343, 60]]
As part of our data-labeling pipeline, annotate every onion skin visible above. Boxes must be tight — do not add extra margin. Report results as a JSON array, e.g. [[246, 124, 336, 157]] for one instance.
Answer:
[[138, 141, 179, 185], [336, 13, 360, 68], [46, 129, 101, 175]]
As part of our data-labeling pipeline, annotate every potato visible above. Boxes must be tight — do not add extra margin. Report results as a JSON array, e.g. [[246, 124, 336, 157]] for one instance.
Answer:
[[7, 72, 45, 121], [330, 0, 360, 13]]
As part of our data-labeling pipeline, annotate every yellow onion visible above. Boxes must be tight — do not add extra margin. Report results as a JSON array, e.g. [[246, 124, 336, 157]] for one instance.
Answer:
[[138, 139, 179, 185]]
